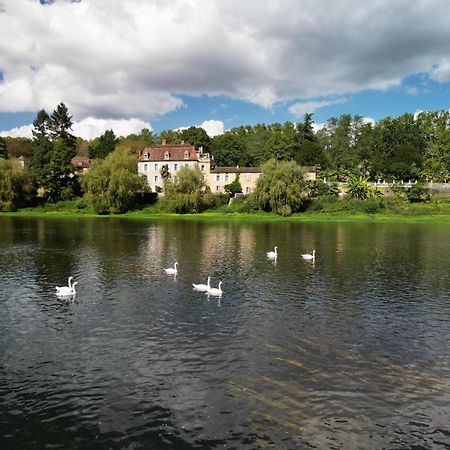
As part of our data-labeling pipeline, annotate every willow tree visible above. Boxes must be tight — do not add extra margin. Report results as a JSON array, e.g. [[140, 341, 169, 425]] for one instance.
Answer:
[[81, 148, 148, 214], [252, 159, 307, 216], [0, 158, 33, 211], [163, 165, 214, 213]]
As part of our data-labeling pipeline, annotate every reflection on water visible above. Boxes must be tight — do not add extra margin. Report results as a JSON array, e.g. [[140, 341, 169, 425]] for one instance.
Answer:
[[1, 217, 450, 449]]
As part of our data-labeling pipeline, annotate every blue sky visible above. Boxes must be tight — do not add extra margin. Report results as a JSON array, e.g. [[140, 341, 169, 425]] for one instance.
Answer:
[[1, 1, 450, 139]]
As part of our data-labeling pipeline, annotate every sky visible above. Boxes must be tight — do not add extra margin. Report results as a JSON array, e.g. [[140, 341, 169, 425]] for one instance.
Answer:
[[1, 0, 450, 140]]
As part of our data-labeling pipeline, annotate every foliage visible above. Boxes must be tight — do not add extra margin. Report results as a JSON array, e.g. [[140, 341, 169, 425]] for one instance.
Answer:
[[160, 164, 170, 180], [0, 158, 33, 211], [162, 165, 214, 213], [0, 137, 7, 159], [180, 126, 211, 152], [406, 182, 430, 203], [89, 129, 118, 159], [81, 148, 149, 214], [307, 180, 339, 198], [224, 173, 242, 197], [252, 159, 307, 216], [30, 103, 78, 202], [346, 176, 371, 200]]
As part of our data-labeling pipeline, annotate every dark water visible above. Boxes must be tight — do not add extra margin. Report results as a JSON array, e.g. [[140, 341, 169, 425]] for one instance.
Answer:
[[1, 216, 450, 449]]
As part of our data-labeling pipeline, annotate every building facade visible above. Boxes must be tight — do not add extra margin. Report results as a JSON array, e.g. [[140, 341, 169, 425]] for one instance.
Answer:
[[137, 141, 315, 194]]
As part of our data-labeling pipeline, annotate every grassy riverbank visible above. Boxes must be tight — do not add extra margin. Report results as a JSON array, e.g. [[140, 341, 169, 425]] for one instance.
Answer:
[[2, 197, 450, 224]]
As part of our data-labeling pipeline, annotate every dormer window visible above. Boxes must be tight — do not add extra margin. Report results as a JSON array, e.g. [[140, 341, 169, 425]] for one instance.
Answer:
[[144, 152, 149, 159], [164, 151, 170, 160], [184, 151, 189, 160]]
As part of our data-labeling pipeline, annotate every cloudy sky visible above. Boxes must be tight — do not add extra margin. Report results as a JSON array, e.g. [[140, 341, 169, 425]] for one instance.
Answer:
[[1, 0, 450, 139]]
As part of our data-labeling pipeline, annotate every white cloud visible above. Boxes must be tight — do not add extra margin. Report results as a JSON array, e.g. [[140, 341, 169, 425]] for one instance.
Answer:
[[0, 117, 152, 140], [0, 124, 33, 138], [1, 0, 450, 120], [72, 118, 152, 140], [288, 99, 346, 117], [176, 120, 225, 137], [199, 120, 224, 137]]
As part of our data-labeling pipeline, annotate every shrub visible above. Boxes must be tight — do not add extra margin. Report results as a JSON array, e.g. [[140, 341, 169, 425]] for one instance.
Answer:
[[406, 182, 430, 203]]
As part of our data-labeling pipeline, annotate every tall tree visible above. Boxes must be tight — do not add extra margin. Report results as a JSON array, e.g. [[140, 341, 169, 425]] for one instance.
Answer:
[[180, 126, 211, 152], [0, 137, 7, 159], [31, 103, 78, 202], [89, 129, 117, 159]]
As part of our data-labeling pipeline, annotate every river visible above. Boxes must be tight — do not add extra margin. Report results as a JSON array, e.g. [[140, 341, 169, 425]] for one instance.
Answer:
[[1, 216, 450, 449]]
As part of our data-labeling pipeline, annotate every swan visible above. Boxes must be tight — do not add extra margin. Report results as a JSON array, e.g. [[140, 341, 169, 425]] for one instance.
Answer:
[[192, 276, 211, 291], [267, 246, 278, 259], [56, 276, 73, 293], [56, 281, 78, 296], [164, 261, 178, 275], [207, 281, 223, 296], [301, 249, 316, 261]]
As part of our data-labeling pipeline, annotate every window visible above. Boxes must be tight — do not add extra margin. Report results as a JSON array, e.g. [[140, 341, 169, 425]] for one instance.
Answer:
[[154, 163, 158, 171], [216, 186, 220, 192], [201, 164, 205, 171], [164, 151, 170, 160], [144, 152, 149, 159], [246, 173, 251, 182], [185, 163, 189, 167], [184, 151, 189, 159], [144, 164, 148, 171], [154, 175, 158, 184], [216, 175, 220, 182], [225, 175, 229, 181], [246, 187, 250, 194], [174, 163, 178, 171]]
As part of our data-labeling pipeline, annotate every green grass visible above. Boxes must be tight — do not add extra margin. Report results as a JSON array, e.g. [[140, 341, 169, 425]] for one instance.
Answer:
[[3, 197, 450, 224]]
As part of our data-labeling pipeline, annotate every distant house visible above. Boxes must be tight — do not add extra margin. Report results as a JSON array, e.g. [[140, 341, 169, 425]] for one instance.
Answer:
[[16, 155, 29, 169], [137, 140, 212, 192], [209, 166, 262, 194], [137, 140, 316, 194], [71, 155, 91, 173]]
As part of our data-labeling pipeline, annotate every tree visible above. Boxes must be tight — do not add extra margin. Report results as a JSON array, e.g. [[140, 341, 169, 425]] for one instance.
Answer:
[[0, 137, 7, 159], [210, 133, 250, 167], [346, 176, 371, 200], [294, 113, 324, 166], [31, 103, 78, 202], [162, 165, 214, 213], [252, 159, 307, 216], [180, 126, 211, 152], [89, 129, 117, 159], [224, 173, 242, 197], [81, 148, 149, 214], [0, 158, 33, 211]]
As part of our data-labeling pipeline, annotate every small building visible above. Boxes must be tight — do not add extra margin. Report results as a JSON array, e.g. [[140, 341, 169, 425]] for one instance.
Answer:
[[71, 155, 91, 173], [16, 155, 29, 169], [209, 166, 261, 194]]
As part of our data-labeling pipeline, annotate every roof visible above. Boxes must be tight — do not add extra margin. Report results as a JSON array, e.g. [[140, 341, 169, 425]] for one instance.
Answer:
[[139, 144, 198, 162], [71, 155, 91, 169], [210, 166, 261, 174]]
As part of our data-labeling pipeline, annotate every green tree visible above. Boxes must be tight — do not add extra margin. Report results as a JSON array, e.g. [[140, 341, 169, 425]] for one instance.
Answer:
[[294, 113, 324, 166], [0, 137, 7, 159], [252, 159, 307, 216], [31, 103, 78, 202], [210, 133, 250, 166], [163, 165, 214, 213], [81, 148, 148, 214], [0, 158, 33, 211], [89, 129, 117, 159], [224, 173, 242, 197], [180, 126, 211, 152]]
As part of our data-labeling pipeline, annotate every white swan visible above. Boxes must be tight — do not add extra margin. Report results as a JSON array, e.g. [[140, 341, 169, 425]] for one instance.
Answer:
[[301, 249, 316, 261], [192, 276, 211, 291], [267, 246, 278, 259], [164, 261, 178, 275], [207, 281, 223, 296], [56, 276, 73, 293], [56, 281, 78, 296]]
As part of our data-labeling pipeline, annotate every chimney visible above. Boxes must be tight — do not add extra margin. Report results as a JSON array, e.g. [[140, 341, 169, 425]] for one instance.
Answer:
[[162, 139, 166, 145], [181, 140, 185, 145]]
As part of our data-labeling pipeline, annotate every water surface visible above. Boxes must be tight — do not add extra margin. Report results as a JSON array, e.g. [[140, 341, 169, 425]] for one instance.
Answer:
[[1, 217, 450, 449]]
